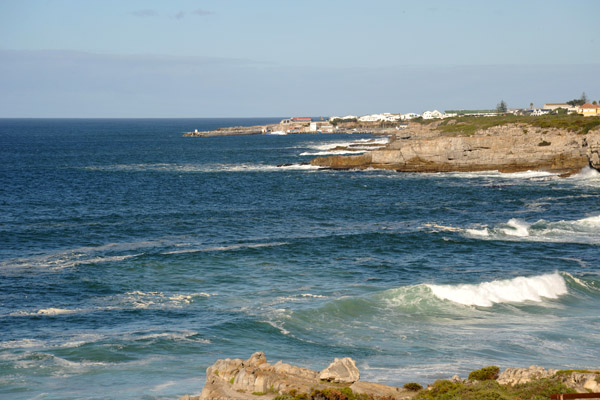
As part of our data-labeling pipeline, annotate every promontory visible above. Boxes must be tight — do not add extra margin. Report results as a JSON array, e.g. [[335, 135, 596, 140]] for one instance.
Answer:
[[311, 116, 600, 175]]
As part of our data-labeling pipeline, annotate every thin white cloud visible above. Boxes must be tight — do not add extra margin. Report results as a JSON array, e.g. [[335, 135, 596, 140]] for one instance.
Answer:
[[192, 9, 214, 16], [174, 11, 186, 20], [131, 9, 158, 17]]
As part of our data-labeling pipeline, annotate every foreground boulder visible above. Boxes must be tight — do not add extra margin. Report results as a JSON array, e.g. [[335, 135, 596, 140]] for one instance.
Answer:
[[181, 352, 412, 400], [319, 357, 360, 383]]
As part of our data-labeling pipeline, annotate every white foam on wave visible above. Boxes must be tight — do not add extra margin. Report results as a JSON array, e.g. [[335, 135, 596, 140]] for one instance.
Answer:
[[163, 241, 288, 255], [0, 252, 142, 272], [464, 215, 600, 244], [427, 272, 568, 307], [85, 162, 322, 173], [300, 150, 366, 156], [300, 293, 326, 298], [0, 338, 47, 349], [442, 170, 559, 180], [300, 137, 390, 156], [501, 218, 531, 236], [36, 308, 79, 316], [130, 330, 211, 344], [118, 290, 210, 309], [569, 166, 600, 180]]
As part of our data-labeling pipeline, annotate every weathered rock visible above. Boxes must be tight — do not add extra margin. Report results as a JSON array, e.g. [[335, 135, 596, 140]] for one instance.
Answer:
[[183, 352, 411, 400], [497, 365, 558, 385], [319, 357, 360, 383], [312, 125, 600, 175], [496, 366, 600, 393], [561, 371, 600, 392]]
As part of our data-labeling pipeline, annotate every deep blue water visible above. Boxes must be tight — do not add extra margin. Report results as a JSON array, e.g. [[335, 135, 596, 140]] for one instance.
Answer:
[[1, 118, 599, 399]]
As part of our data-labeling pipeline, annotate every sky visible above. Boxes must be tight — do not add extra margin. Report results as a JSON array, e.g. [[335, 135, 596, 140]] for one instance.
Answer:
[[1, 0, 599, 117]]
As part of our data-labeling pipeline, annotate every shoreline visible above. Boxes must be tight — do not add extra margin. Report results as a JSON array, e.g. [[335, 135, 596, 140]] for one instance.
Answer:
[[182, 118, 600, 175], [179, 352, 600, 400]]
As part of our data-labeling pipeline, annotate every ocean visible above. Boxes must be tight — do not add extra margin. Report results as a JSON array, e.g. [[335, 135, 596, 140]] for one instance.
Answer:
[[1, 118, 599, 399]]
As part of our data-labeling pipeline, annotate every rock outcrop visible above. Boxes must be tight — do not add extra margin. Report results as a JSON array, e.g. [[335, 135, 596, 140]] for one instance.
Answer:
[[178, 352, 600, 400], [497, 365, 600, 393], [319, 357, 360, 383], [311, 125, 600, 174], [182, 352, 413, 400], [497, 365, 558, 385]]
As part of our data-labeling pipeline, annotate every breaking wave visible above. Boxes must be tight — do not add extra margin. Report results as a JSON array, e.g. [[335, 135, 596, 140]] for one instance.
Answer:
[[463, 215, 600, 244], [83, 163, 322, 173], [299, 138, 389, 156], [426, 273, 567, 307]]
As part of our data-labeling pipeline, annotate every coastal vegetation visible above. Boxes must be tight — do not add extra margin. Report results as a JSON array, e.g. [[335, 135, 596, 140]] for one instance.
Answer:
[[467, 366, 500, 381], [417, 114, 600, 136], [269, 374, 578, 400], [414, 377, 575, 400]]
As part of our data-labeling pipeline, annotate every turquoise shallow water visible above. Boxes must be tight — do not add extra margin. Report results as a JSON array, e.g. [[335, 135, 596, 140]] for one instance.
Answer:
[[1, 119, 599, 399]]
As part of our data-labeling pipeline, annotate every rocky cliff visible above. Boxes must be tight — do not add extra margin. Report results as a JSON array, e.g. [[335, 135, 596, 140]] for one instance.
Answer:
[[311, 125, 600, 175]]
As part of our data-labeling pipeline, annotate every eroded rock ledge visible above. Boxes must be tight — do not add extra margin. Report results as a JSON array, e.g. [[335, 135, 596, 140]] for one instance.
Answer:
[[178, 352, 600, 400], [311, 125, 600, 175], [181, 352, 413, 400]]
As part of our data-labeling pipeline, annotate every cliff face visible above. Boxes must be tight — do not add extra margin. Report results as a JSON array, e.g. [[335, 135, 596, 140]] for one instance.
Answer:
[[311, 125, 600, 174]]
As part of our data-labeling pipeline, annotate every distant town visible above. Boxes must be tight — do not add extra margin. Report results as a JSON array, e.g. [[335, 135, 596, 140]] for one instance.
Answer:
[[263, 99, 600, 135], [185, 95, 600, 137]]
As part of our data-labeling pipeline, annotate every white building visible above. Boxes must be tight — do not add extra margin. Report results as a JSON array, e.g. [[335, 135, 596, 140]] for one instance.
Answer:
[[357, 113, 401, 122], [422, 110, 443, 119], [531, 109, 550, 116], [400, 113, 420, 120], [543, 103, 570, 111], [329, 115, 358, 121]]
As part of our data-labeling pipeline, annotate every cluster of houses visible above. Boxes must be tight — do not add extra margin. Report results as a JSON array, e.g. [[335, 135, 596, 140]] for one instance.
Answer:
[[524, 102, 600, 117], [272, 101, 600, 134], [328, 102, 600, 123], [329, 110, 453, 122]]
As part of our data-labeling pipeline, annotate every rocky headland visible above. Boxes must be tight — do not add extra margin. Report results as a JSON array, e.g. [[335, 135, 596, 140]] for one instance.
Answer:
[[178, 352, 600, 400], [310, 123, 600, 175]]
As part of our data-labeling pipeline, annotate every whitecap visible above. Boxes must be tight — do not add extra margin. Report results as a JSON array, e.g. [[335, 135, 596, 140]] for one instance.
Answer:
[[427, 272, 568, 307], [464, 215, 600, 244], [36, 308, 80, 316]]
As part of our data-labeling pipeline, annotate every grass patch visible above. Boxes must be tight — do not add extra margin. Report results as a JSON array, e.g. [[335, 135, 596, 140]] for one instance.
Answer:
[[555, 369, 597, 375], [434, 114, 600, 136], [275, 387, 372, 400], [404, 382, 423, 391], [415, 377, 576, 400], [468, 366, 500, 381]]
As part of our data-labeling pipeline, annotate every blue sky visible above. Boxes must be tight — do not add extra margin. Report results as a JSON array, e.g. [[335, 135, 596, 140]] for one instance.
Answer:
[[1, 0, 599, 117]]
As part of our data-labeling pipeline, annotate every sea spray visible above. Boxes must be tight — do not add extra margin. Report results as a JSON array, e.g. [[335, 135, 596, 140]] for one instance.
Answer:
[[464, 215, 600, 244], [426, 273, 568, 307]]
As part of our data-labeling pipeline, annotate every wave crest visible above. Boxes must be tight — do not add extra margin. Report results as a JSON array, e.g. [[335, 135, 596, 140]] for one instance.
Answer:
[[426, 273, 567, 307], [464, 215, 600, 244]]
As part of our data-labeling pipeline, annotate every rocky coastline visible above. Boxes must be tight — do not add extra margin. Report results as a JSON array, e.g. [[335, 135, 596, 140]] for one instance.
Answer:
[[311, 123, 600, 175], [178, 352, 600, 400]]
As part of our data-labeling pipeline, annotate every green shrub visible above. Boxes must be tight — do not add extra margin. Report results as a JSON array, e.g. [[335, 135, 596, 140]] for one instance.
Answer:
[[415, 376, 575, 400], [538, 140, 551, 146], [403, 382, 423, 391], [468, 366, 500, 381]]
